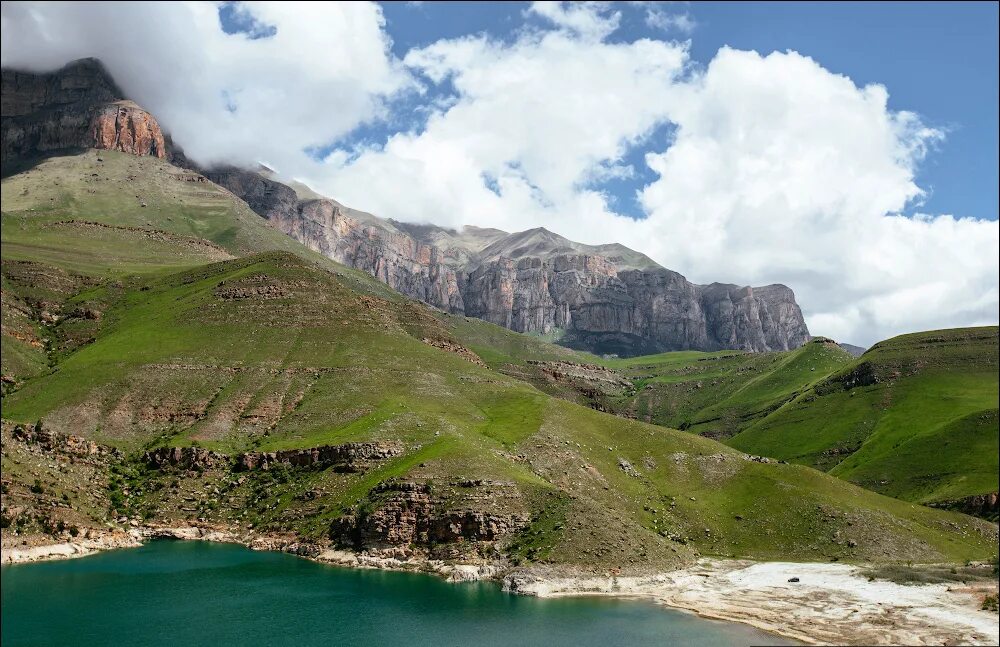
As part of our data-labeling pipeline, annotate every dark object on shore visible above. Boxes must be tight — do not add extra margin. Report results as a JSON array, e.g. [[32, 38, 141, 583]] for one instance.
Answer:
[[787, 577, 800, 583]]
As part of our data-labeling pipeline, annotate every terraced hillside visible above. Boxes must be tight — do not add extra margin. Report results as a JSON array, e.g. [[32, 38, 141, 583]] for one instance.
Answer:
[[2, 150, 996, 568]]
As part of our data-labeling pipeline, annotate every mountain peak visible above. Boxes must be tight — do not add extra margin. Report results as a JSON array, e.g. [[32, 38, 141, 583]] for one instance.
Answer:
[[2, 57, 165, 167]]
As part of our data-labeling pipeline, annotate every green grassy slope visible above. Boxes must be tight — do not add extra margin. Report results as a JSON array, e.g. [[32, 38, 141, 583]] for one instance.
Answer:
[[0, 150, 419, 388], [1, 151, 996, 567], [596, 330, 998, 512], [0, 150, 590, 381], [0, 150, 402, 299], [728, 328, 999, 507], [1, 259, 104, 387], [604, 338, 853, 438], [0, 278, 48, 386], [1, 252, 994, 564]]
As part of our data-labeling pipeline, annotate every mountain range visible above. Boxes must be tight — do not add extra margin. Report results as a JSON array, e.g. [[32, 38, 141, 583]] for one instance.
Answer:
[[2, 58, 811, 358]]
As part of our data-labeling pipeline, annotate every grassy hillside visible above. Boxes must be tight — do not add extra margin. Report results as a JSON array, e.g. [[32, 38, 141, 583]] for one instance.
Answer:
[[603, 338, 854, 438], [0, 150, 403, 297], [728, 328, 999, 509], [1, 270, 50, 387], [594, 330, 998, 513], [2, 252, 994, 564], [0, 150, 413, 388], [2, 151, 996, 568]]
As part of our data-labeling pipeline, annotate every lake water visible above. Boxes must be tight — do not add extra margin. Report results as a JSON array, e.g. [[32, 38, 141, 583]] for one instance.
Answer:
[[1, 540, 796, 646]]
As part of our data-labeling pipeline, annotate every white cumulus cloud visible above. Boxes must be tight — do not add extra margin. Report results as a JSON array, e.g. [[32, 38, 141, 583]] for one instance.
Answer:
[[630, 47, 997, 345], [639, 2, 696, 34], [0, 1, 409, 172], [529, 1, 622, 41], [1, 0, 996, 346], [321, 22, 687, 231]]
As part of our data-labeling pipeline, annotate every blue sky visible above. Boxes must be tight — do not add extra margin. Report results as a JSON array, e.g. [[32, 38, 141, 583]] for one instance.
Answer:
[[378, 1, 999, 221], [216, 1, 999, 221]]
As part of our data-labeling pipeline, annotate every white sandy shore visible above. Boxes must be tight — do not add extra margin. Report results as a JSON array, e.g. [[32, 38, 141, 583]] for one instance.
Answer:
[[506, 560, 1000, 646], [3, 529, 997, 646], [1, 530, 142, 564]]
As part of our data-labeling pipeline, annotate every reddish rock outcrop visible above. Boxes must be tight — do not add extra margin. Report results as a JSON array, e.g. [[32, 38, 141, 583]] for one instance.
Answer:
[[2, 58, 166, 166], [88, 101, 165, 158]]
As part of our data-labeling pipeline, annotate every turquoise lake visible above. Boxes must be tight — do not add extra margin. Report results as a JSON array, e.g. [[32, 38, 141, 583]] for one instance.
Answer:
[[1, 540, 796, 646]]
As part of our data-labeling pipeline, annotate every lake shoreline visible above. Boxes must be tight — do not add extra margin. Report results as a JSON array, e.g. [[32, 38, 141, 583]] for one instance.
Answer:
[[3, 525, 998, 646]]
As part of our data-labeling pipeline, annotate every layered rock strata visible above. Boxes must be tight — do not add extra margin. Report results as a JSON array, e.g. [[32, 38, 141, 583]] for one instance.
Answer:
[[235, 442, 403, 472], [206, 166, 810, 355], [201, 163, 809, 355], [330, 481, 529, 551], [2, 59, 164, 166], [142, 442, 403, 474]]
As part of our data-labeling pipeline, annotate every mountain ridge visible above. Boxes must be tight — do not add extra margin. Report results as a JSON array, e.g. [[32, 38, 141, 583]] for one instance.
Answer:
[[0, 58, 810, 357], [214, 166, 811, 356]]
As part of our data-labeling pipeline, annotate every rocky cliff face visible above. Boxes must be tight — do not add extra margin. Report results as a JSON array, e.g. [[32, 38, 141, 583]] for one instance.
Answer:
[[204, 168, 467, 313], [2, 58, 165, 169], [88, 100, 165, 158], [460, 235, 809, 354], [202, 166, 299, 222], [143, 442, 403, 474], [207, 168, 809, 355], [236, 442, 403, 472], [12, 423, 120, 459], [331, 480, 529, 554]]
